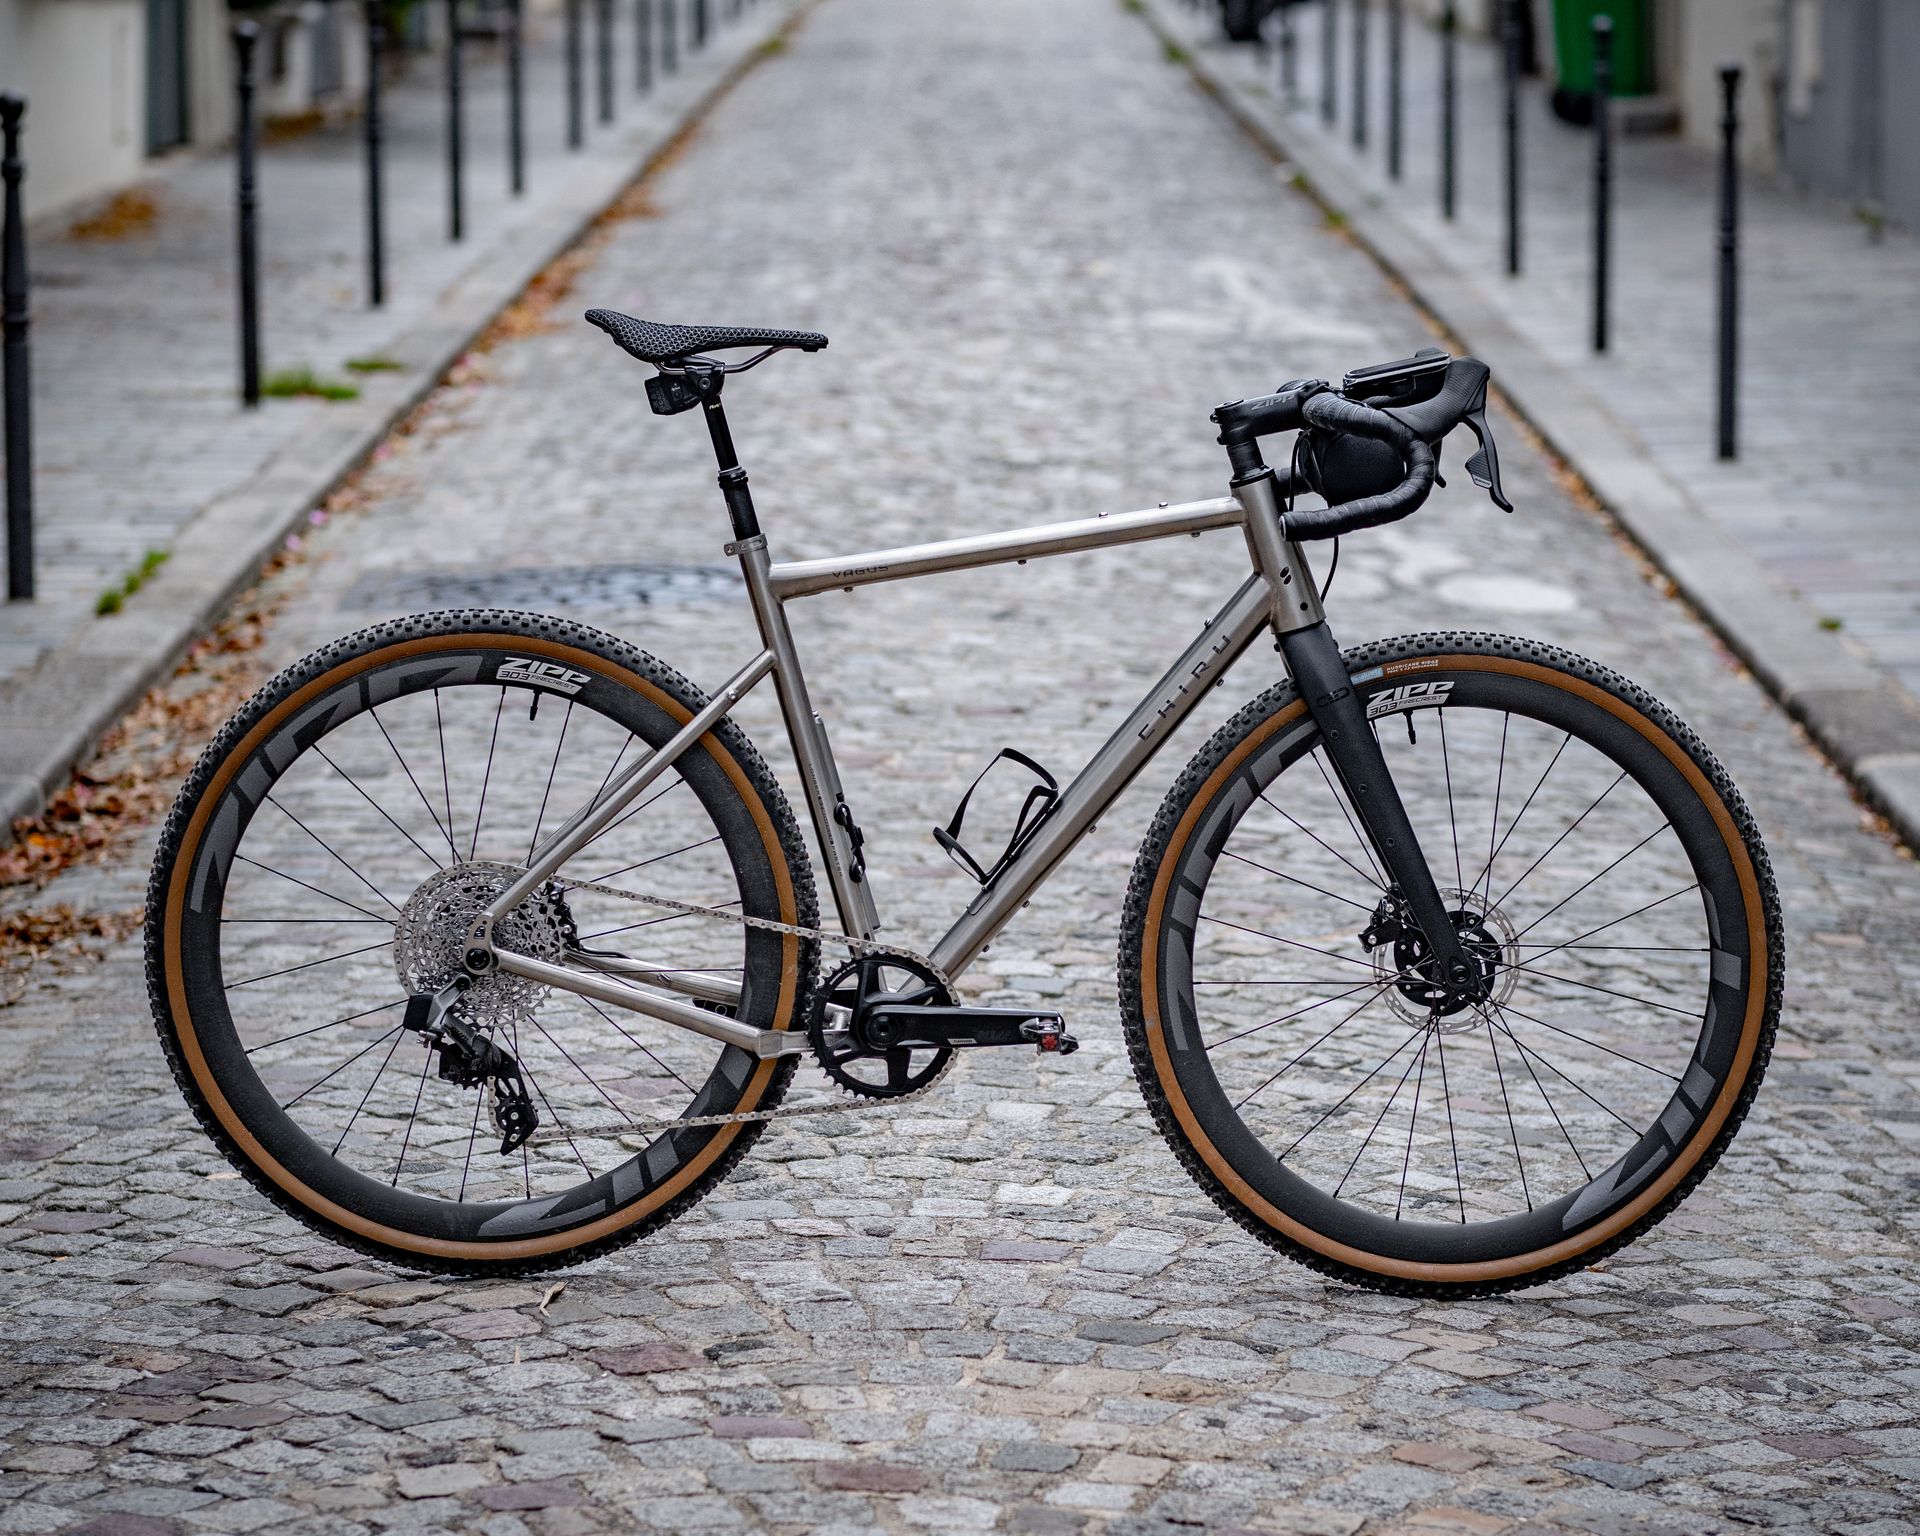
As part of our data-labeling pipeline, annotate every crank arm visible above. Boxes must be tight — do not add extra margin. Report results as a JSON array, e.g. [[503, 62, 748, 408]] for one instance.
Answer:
[[864, 1006, 1078, 1055]]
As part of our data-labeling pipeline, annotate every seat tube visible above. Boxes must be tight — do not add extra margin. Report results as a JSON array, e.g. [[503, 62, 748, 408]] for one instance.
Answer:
[[1236, 468, 1470, 977]]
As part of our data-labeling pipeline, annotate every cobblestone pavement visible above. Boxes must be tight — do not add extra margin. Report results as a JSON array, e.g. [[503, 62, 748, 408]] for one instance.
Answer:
[[1158, 0, 1920, 703], [0, 0, 758, 686], [4, 1, 1920, 1533]]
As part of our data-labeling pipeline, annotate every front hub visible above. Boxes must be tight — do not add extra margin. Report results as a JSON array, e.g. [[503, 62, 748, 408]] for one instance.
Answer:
[[1364, 888, 1518, 1032]]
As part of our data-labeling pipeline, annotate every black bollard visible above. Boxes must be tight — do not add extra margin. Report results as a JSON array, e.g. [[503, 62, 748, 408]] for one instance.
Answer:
[[1, 94, 31, 600], [232, 23, 262, 409], [507, 0, 525, 194], [1502, 0, 1521, 275], [446, 0, 466, 242], [1321, 0, 1337, 128], [567, 0, 585, 148], [1386, 0, 1402, 179], [1716, 63, 1741, 460], [1278, 2, 1296, 107], [1440, 1, 1456, 219], [693, 0, 707, 50], [637, 0, 653, 94], [1352, 0, 1367, 150], [662, 0, 678, 74], [596, 0, 614, 124], [1591, 15, 1612, 352], [364, 3, 387, 304]]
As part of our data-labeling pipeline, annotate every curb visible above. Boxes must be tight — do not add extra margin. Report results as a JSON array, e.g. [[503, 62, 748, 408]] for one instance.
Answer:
[[0, 2, 807, 843], [1135, 0, 1920, 851]]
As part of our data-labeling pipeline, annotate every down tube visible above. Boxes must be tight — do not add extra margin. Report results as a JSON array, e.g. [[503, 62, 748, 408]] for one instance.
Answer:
[[930, 572, 1275, 980]]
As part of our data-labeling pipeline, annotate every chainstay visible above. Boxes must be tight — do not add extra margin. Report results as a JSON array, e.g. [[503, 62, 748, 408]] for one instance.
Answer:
[[551, 875, 958, 1136]]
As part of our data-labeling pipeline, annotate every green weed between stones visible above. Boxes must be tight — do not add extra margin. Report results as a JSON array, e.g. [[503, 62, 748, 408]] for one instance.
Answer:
[[95, 549, 170, 616], [262, 367, 361, 401]]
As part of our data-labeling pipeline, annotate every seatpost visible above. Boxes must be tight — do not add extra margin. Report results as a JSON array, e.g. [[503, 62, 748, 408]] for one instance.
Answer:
[[697, 384, 760, 541]]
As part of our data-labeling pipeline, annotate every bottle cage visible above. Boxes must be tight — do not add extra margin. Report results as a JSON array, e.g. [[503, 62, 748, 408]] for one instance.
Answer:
[[932, 748, 1061, 887]]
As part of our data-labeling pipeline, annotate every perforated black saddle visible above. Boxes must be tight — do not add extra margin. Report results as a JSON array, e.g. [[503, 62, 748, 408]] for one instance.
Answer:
[[584, 308, 829, 365]]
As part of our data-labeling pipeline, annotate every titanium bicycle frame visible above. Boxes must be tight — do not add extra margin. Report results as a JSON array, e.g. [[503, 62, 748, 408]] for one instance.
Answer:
[[476, 395, 1469, 1062]]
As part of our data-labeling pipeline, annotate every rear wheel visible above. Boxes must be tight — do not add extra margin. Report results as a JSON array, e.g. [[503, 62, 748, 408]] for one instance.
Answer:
[[147, 612, 817, 1274], [1122, 633, 1781, 1295]]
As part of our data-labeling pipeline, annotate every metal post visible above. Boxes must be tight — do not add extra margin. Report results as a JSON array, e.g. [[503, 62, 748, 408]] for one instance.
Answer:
[[1278, 2, 1296, 107], [1591, 15, 1612, 353], [1502, 0, 1521, 275], [507, 0, 525, 194], [637, 0, 653, 94], [1321, 0, 1337, 127], [662, 0, 678, 75], [693, 0, 707, 50], [1352, 0, 1368, 150], [1, 94, 31, 600], [364, 5, 386, 305], [1440, 1, 1456, 218], [445, 0, 463, 241], [567, 0, 585, 147], [596, 0, 614, 123], [1716, 63, 1741, 460], [232, 22, 262, 409], [1386, 0, 1402, 178]]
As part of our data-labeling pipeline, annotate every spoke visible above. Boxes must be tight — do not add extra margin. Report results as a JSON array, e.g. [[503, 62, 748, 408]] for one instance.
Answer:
[[247, 997, 407, 1055], [313, 743, 445, 872], [1510, 824, 1673, 942], [1484, 1013, 1532, 1210], [579, 898, 741, 943], [283, 1024, 405, 1108], [225, 938, 394, 990], [1329, 1025, 1431, 1197], [1487, 1001, 1591, 1179], [1483, 712, 1510, 905], [1395, 1029, 1432, 1219], [1502, 959, 1702, 1022], [585, 834, 723, 887], [1489, 1003, 1642, 1138], [590, 734, 637, 813], [371, 703, 459, 861], [391, 1038, 435, 1186], [1466, 730, 1569, 901], [333, 1025, 407, 1156], [1257, 792, 1385, 892], [580, 997, 697, 1095], [1491, 770, 1629, 912], [1506, 884, 1702, 967], [1233, 983, 1395, 1111], [1196, 977, 1390, 987], [528, 700, 575, 861], [1199, 915, 1378, 973], [1220, 849, 1378, 914], [529, 1014, 637, 1128], [1286, 1013, 1432, 1162], [1495, 998, 1683, 1079], [232, 855, 391, 923], [266, 797, 402, 913], [458, 1079, 486, 1200], [435, 690, 457, 860], [1207, 976, 1397, 1053], [226, 916, 391, 925], [469, 688, 506, 861], [1434, 1026, 1466, 1222], [511, 1014, 595, 1182], [1311, 749, 1387, 889], [1438, 708, 1464, 893], [576, 778, 686, 857], [1512, 941, 1707, 954]]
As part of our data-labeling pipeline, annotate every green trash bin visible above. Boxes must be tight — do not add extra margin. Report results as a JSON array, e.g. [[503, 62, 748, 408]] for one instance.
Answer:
[[1551, 0, 1652, 125]]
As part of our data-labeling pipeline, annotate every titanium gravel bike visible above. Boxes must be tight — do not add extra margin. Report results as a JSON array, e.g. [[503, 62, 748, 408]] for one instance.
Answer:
[[147, 312, 1782, 1293]]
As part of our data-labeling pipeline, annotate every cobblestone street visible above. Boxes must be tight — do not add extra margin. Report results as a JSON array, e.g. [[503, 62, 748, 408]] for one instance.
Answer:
[[4, 1, 1920, 1532]]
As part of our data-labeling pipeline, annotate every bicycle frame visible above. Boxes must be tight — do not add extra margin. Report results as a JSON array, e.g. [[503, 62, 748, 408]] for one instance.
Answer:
[[480, 394, 1466, 1060]]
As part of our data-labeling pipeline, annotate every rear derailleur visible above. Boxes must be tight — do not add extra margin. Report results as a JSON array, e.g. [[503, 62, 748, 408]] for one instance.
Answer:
[[401, 978, 539, 1154], [807, 953, 1078, 1102]]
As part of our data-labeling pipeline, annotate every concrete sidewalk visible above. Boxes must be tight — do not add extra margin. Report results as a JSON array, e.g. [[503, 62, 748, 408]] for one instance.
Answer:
[[0, 0, 800, 837], [1142, 0, 1920, 847]]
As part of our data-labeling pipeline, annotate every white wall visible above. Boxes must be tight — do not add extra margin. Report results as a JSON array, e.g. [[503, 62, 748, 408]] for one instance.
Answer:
[[1672, 0, 1781, 170], [0, 0, 147, 221]]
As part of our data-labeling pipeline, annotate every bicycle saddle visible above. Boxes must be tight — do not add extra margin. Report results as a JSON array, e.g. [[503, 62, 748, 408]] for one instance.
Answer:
[[584, 308, 829, 365]]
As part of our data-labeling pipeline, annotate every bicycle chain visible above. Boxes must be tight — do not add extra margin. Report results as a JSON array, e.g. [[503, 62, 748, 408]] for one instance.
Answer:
[[549, 875, 960, 1138]]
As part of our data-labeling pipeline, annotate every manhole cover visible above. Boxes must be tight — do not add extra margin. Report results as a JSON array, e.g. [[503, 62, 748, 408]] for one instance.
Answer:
[[341, 560, 741, 614]]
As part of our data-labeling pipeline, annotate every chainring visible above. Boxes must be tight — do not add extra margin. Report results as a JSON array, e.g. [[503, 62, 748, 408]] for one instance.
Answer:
[[808, 953, 956, 1100]]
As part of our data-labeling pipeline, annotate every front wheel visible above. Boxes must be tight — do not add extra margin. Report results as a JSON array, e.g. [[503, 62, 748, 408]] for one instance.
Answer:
[[1121, 633, 1782, 1295]]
